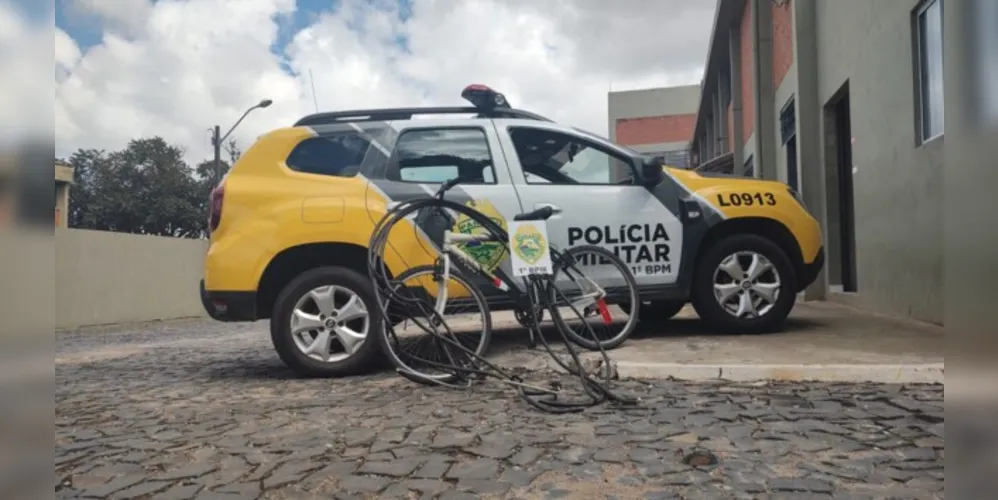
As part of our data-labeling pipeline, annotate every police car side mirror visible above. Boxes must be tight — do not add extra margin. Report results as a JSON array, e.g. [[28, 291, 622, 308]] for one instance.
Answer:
[[639, 156, 665, 188]]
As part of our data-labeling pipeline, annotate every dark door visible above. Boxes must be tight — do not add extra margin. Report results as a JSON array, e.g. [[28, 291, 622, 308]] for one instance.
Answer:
[[833, 92, 858, 292]]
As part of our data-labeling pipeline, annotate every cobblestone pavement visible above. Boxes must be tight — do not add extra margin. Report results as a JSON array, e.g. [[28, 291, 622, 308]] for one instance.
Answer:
[[56, 320, 945, 499]]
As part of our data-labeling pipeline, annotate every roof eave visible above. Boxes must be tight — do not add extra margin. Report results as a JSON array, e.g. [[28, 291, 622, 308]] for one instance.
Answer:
[[691, 0, 746, 150]]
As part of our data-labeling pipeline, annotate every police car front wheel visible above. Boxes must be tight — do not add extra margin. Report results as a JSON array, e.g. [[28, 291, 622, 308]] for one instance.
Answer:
[[690, 234, 797, 334]]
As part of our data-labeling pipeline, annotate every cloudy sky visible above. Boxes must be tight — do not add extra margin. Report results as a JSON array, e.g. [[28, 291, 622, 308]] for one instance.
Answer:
[[44, 0, 714, 163]]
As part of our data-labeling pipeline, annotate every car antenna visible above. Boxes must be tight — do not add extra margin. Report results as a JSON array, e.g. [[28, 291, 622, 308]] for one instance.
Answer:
[[309, 68, 319, 112]]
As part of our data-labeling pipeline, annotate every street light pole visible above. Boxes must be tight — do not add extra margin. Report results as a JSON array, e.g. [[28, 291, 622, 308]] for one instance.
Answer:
[[211, 99, 273, 184], [212, 125, 222, 184]]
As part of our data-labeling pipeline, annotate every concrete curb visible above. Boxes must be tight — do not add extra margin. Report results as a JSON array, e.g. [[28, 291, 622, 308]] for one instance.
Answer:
[[616, 362, 944, 384]]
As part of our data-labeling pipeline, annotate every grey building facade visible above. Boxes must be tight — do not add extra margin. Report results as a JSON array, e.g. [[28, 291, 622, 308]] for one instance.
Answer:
[[691, 0, 946, 324]]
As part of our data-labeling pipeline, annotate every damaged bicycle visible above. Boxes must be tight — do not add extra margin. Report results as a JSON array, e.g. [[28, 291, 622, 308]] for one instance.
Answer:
[[367, 176, 643, 413]]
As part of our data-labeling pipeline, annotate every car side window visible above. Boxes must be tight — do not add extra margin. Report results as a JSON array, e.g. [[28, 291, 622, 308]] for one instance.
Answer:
[[285, 133, 370, 177], [390, 128, 498, 184], [509, 127, 636, 186], [524, 172, 551, 184]]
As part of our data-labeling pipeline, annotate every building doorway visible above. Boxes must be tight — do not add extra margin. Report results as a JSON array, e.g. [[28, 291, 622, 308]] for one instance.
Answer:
[[825, 83, 858, 292]]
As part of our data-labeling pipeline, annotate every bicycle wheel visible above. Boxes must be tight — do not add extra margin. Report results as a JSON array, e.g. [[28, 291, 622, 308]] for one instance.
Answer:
[[379, 264, 493, 384], [546, 245, 640, 351]]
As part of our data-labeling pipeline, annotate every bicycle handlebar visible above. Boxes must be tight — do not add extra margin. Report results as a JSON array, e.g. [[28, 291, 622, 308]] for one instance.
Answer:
[[513, 205, 557, 221]]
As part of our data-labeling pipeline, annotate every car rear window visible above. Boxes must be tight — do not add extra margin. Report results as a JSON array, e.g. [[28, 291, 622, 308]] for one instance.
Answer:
[[285, 132, 371, 177]]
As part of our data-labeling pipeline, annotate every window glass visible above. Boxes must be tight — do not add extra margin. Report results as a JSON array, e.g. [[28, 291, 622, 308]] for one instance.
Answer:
[[400, 165, 457, 182], [509, 127, 635, 185], [392, 128, 497, 184], [916, 0, 944, 141], [286, 133, 370, 177], [524, 172, 551, 184]]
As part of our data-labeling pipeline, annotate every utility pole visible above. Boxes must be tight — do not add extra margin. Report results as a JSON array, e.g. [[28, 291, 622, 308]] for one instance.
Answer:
[[212, 125, 222, 185]]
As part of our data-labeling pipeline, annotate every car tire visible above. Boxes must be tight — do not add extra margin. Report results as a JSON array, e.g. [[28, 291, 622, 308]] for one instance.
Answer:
[[270, 266, 384, 378], [690, 233, 798, 334], [619, 300, 686, 323]]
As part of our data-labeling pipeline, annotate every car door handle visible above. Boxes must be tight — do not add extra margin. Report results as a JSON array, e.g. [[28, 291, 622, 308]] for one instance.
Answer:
[[534, 203, 563, 217]]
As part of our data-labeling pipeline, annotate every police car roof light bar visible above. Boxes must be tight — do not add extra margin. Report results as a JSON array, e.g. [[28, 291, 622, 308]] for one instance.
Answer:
[[460, 84, 511, 111]]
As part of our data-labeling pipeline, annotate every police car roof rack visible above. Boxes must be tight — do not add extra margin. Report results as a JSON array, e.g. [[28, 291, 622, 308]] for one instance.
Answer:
[[294, 84, 552, 127], [294, 106, 551, 127]]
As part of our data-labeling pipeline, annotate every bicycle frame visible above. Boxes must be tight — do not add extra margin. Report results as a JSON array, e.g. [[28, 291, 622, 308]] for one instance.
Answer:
[[433, 229, 605, 319]]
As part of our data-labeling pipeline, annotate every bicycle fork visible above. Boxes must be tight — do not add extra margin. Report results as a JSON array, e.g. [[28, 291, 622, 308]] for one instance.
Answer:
[[432, 253, 452, 317]]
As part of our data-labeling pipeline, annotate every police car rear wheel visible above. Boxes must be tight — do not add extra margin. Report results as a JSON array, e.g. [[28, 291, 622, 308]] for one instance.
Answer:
[[270, 266, 384, 378], [691, 234, 797, 334], [619, 300, 685, 323]]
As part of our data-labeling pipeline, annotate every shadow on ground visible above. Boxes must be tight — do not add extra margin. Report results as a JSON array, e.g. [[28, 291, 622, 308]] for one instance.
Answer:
[[481, 310, 822, 354], [218, 300, 944, 382], [56, 299, 943, 384], [476, 301, 945, 367]]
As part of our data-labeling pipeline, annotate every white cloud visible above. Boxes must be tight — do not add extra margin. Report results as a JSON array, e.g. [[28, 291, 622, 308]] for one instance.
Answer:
[[50, 0, 715, 163], [66, 0, 154, 38], [55, 28, 81, 81]]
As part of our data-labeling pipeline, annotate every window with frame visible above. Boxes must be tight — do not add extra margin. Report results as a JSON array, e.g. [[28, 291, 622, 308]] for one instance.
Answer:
[[780, 97, 796, 144], [285, 132, 371, 177], [914, 0, 944, 143], [743, 155, 755, 178], [508, 127, 636, 185], [390, 128, 497, 184]]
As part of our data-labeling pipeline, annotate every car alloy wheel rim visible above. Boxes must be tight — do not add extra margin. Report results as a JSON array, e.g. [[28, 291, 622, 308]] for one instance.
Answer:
[[290, 285, 370, 363], [712, 251, 781, 319]]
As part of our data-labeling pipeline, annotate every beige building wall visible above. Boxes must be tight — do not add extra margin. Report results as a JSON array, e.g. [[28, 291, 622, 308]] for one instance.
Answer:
[[55, 162, 73, 228], [56, 229, 209, 329]]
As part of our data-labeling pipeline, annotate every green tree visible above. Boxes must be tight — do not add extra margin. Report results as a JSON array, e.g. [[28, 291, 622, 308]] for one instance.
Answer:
[[67, 137, 207, 238], [66, 148, 104, 229], [224, 138, 241, 164]]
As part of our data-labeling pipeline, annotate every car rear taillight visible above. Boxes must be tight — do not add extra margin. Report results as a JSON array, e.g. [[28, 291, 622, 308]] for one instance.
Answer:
[[209, 183, 225, 233]]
